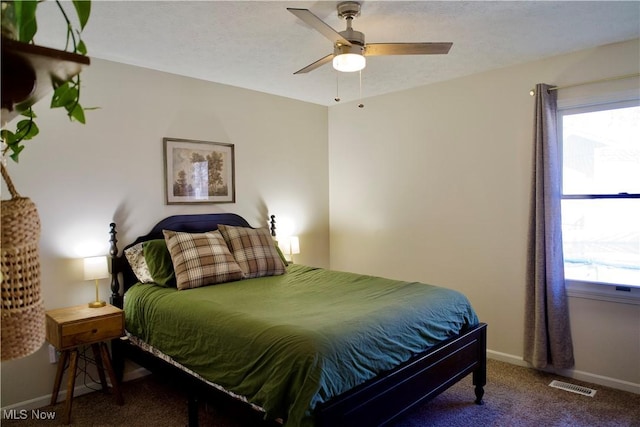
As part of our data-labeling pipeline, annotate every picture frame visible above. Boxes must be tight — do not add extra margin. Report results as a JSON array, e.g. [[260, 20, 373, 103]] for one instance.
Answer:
[[164, 137, 236, 204]]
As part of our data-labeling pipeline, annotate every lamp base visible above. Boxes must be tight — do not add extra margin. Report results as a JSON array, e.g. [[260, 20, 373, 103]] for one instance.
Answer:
[[88, 300, 106, 308]]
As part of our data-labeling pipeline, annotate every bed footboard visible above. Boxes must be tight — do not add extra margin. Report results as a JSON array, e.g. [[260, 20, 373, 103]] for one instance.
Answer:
[[315, 322, 487, 426]]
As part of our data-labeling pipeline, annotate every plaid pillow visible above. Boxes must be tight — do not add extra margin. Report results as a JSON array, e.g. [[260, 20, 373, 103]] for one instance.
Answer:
[[217, 225, 286, 278], [163, 229, 244, 290]]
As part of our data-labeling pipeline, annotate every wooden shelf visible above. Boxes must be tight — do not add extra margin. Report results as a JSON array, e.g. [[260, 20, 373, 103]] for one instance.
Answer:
[[1, 38, 90, 126]]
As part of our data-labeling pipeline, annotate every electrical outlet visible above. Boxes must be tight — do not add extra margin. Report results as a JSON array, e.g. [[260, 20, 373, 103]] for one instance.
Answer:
[[48, 344, 59, 364]]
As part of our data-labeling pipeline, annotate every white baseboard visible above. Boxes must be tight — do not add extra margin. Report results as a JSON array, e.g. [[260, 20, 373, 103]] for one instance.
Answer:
[[487, 350, 530, 367], [0, 367, 151, 417], [487, 349, 640, 394]]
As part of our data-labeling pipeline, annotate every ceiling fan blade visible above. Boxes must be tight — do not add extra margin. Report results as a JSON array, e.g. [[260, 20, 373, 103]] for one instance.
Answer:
[[365, 42, 453, 56], [287, 8, 352, 47], [294, 53, 335, 74]]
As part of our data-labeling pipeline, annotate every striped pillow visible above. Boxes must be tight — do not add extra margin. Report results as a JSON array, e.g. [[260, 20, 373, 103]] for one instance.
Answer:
[[163, 229, 243, 290], [217, 225, 286, 278]]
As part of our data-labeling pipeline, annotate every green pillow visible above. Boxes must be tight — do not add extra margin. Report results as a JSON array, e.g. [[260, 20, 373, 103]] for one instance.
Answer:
[[143, 239, 176, 287]]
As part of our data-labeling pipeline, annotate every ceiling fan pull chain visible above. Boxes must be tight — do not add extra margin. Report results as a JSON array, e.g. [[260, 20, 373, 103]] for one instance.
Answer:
[[358, 70, 364, 108], [335, 73, 341, 102]]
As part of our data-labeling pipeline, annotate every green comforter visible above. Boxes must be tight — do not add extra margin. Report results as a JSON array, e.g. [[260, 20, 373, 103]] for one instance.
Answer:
[[124, 264, 478, 426]]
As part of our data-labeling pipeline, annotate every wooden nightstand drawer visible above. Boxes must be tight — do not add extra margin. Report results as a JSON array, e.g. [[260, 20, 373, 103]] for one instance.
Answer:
[[58, 315, 122, 348], [46, 304, 124, 350]]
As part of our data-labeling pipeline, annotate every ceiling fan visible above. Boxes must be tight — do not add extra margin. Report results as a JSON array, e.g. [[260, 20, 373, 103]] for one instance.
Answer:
[[287, 1, 453, 75]]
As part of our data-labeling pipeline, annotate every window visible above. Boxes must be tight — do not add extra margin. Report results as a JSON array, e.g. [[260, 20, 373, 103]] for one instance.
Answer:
[[559, 100, 640, 289]]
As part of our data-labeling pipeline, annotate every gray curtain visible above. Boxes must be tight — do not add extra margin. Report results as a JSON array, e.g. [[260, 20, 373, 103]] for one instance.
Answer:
[[524, 83, 574, 370]]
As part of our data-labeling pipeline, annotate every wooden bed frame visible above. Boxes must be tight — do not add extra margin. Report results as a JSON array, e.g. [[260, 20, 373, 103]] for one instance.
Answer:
[[108, 213, 487, 427]]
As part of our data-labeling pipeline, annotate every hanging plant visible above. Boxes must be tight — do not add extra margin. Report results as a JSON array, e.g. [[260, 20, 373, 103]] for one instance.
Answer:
[[0, 0, 91, 162]]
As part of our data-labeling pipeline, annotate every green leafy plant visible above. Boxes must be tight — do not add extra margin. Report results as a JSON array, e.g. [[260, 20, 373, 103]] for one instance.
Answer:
[[1, 0, 91, 162]]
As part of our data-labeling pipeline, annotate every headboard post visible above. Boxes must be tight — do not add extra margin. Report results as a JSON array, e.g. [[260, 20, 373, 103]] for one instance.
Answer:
[[270, 215, 276, 238], [108, 222, 123, 308]]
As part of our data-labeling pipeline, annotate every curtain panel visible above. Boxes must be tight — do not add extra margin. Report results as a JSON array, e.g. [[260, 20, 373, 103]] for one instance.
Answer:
[[524, 83, 574, 370]]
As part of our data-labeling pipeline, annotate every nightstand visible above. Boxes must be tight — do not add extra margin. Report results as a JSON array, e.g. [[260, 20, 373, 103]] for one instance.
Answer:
[[45, 304, 124, 424]]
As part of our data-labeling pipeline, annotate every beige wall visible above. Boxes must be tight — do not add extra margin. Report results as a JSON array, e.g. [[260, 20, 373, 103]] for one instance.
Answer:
[[328, 39, 640, 391], [1, 59, 329, 407]]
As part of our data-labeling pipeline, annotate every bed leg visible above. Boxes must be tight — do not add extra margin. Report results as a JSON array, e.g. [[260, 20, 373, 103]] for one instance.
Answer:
[[473, 323, 487, 405], [188, 391, 199, 427], [472, 359, 486, 405], [474, 384, 485, 405], [111, 338, 125, 383]]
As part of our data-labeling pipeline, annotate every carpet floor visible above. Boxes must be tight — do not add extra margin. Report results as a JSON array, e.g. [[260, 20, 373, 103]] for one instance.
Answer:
[[3, 359, 639, 426]]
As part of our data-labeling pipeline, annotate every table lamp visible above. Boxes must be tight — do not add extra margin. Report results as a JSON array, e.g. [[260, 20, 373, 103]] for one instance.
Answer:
[[281, 236, 300, 264], [84, 256, 108, 308]]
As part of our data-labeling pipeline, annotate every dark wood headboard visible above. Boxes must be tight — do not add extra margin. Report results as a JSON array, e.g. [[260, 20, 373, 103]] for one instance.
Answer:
[[108, 213, 275, 308]]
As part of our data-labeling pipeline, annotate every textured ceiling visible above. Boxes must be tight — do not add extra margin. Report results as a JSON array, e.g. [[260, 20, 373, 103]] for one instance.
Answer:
[[34, 1, 640, 106]]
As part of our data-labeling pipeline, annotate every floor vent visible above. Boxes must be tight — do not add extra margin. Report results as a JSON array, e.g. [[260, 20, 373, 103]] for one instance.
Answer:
[[549, 380, 597, 397]]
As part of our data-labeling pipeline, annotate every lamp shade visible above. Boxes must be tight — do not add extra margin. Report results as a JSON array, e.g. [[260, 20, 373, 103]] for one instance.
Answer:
[[279, 236, 300, 256], [279, 236, 300, 264], [83, 256, 108, 281], [289, 236, 300, 255]]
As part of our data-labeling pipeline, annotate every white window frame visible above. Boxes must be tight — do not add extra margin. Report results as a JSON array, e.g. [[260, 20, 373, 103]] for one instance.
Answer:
[[557, 94, 640, 305]]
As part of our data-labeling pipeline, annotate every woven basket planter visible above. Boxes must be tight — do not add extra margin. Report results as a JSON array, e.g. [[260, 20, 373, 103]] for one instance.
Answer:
[[1, 164, 45, 361]]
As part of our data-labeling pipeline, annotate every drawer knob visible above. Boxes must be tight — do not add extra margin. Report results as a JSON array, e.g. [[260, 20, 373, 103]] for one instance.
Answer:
[[92, 329, 98, 334]]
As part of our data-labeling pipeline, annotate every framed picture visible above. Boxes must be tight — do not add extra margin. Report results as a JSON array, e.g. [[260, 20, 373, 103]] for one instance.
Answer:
[[164, 137, 236, 204]]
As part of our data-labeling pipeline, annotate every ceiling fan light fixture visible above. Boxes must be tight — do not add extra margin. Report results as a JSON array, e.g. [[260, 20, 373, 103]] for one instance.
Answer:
[[333, 53, 366, 72], [289, 2, 452, 77]]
